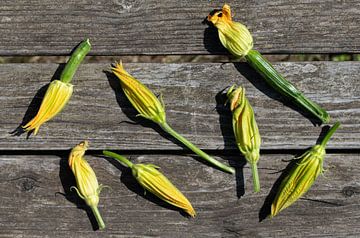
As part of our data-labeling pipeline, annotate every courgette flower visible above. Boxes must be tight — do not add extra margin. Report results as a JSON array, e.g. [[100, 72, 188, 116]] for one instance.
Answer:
[[23, 39, 91, 135], [271, 122, 340, 217], [69, 141, 106, 230], [227, 85, 261, 192], [111, 61, 166, 124], [207, 4, 253, 57], [111, 62, 235, 174], [207, 4, 329, 124], [103, 151, 196, 217]]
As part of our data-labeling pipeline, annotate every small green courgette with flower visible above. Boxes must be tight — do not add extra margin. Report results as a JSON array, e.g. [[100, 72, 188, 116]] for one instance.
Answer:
[[207, 4, 330, 124], [23, 39, 91, 135]]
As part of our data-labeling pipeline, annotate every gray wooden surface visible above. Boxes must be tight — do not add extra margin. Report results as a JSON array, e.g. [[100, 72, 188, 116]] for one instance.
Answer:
[[0, 0, 359, 55], [1, 62, 359, 150], [0, 154, 358, 237], [1, 1, 359, 237]]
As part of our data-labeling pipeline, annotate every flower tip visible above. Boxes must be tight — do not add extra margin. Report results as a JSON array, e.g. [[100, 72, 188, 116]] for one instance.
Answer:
[[187, 208, 196, 218], [85, 38, 91, 46]]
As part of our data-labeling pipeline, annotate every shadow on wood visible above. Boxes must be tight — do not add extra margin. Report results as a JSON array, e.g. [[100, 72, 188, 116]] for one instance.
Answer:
[[233, 62, 323, 126], [99, 155, 190, 218], [58, 156, 100, 231], [10, 64, 66, 137], [202, 22, 228, 55]]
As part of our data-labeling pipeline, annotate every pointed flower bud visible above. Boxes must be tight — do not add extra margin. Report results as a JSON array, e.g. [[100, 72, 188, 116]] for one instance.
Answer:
[[111, 61, 166, 124], [69, 141, 106, 230], [103, 151, 196, 217], [23, 39, 91, 135], [271, 122, 340, 217], [207, 4, 253, 57], [111, 62, 235, 174], [227, 85, 261, 192]]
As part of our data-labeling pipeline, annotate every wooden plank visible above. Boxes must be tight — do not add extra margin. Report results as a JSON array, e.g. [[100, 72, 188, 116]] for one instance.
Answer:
[[1, 62, 359, 150], [0, 0, 359, 55], [0, 154, 358, 237]]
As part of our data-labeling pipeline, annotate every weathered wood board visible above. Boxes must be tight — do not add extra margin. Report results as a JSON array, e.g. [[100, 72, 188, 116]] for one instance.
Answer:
[[1, 62, 359, 150], [0, 0, 359, 55], [0, 154, 358, 237]]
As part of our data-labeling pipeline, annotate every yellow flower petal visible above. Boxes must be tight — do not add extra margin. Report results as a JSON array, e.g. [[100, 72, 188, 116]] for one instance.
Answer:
[[111, 61, 166, 124], [208, 4, 253, 57], [132, 163, 196, 217], [69, 140, 100, 207], [23, 80, 73, 135]]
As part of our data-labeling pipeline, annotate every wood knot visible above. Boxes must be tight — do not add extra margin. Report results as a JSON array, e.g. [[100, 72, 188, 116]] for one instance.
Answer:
[[11, 176, 39, 192], [341, 186, 359, 197]]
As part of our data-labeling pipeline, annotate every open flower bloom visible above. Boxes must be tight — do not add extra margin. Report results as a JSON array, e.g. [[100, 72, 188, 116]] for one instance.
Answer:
[[69, 141, 106, 229], [111, 61, 166, 124], [271, 122, 340, 217], [23, 80, 73, 135], [227, 85, 261, 192], [207, 4, 253, 57], [103, 151, 196, 217]]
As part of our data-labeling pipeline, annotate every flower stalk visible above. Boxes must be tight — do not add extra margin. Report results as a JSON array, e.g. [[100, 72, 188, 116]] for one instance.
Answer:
[[207, 4, 329, 124], [103, 150, 196, 217], [111, 62, 234, 174], [271, 122, 340, 217]]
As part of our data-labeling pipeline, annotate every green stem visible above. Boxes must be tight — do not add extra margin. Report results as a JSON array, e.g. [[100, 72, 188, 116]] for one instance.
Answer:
[[250, 162, 260, 193], [60, 39, 91, 83], [320, 121, 340, 148], [103, 150, 134, 168], [245, 49, 330, 124], [90, 206, 105, 230], [160, 122, 235, 174]]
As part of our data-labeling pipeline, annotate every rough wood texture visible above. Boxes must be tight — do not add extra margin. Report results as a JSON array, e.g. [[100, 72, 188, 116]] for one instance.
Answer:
[[1, 62, 359, 150], [0, 154, 358, 237], [0, 0, 359, 55]]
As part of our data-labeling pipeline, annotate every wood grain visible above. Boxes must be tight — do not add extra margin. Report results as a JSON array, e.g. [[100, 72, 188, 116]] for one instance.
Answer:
[[1, 62, 359, 150], [0, 0, 359, 55], [0, 154, 358, 237]]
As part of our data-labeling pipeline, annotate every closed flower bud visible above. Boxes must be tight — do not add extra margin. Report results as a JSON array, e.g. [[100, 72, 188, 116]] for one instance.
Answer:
[[227, 85, 261, 192], [103, 151, 196, 217], [23, 80, 73, 135], [271, 122, 340, 217], [207, 4, 253, 57], [69, 141, 106, 230], [111, 62, 234, 174], [111, 61, 166, 124]]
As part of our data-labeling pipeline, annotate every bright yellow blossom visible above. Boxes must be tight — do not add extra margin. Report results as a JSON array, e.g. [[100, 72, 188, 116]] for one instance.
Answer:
[[69, 141, 106, 229], [207, 4, 253, 57], [111, 61, 166, 124], [23, 80, 73, 135], [103, 151, 196, 217], [133, 163, 196, 217]]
